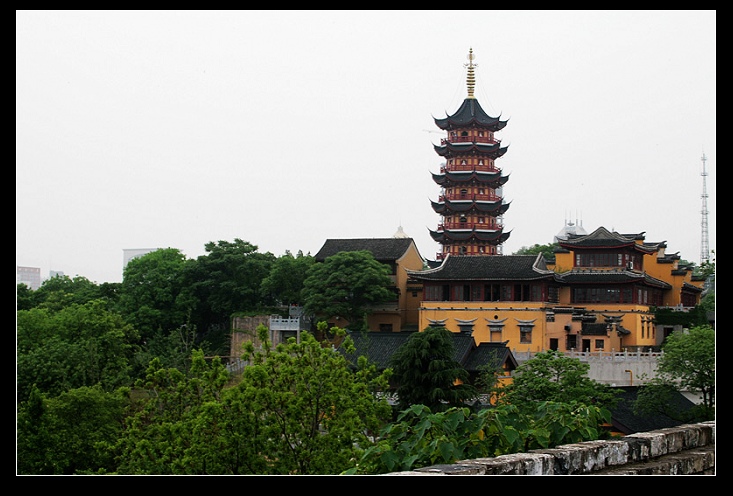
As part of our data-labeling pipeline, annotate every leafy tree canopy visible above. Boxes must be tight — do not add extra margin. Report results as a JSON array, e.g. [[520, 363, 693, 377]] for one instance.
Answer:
[[302, 250, 395, 332], [512, 242, 558, 260], [24, 274, 113, 312], [260, 249, 314, 307], [389, 326, 476, 412], [115, 328, 392, 475], [187, 239, 276, 318], [16, 385, 128, 475], [635, 325, 715, 421], [496, 349, 620, 414], [17, 300, 139, 401], [118, 248, 192, 342]]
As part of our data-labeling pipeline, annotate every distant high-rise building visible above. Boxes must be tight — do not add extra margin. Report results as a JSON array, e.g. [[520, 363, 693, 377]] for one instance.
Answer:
[[49, 270, 65, 279], [17, 266, 41, 290]]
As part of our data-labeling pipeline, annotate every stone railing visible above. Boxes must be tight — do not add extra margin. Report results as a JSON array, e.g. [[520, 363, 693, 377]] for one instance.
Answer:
[[512, 349, 663, 363], [386, 421, 715, 475]]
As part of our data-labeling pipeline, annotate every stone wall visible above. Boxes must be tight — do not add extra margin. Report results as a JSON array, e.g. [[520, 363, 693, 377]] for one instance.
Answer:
[[387, 421, 715, 475], [230, 315, 271, 359]]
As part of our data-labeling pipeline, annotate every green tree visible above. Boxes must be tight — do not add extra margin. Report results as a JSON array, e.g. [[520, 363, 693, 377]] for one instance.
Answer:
[[114, 349, 231, 474], [698, 250, 715, 313], [389, 326, 476, 412], [28, 274, 111, 312], [635, 325, 715, 421], [17, 300, 139, 401], [115, 327, 392, 474], [118, 248, 192, 344], [496, 349, 620, 414], [513, 242, 558, 260], [302, 250, 395, 332], [17, 385, 128, 474], [184, 239, 276, 354], [260, 250, 314, 307], [16, 283, 34, 311], [222, 325, 392, 474], [16, 385, 54, 474], [349, 400, 610, 474]]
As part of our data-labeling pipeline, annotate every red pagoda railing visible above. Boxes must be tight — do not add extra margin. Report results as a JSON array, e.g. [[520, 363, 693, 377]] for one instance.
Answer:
[[438, 193, 501, 202], [441, 136, 499, 145]]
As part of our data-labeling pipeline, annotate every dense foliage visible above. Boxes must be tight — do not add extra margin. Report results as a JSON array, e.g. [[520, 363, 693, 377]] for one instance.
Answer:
[[512, 242, 559, 260], [17, 300, 139, 401], [16, 238, 714, 474], [495, 349, 621, 414], [301, 250, 395, 332], [634, 325, 715, 421], [113, 327, 392, 475], [348, 401, 611, 474], [389, 326, 476, 412]]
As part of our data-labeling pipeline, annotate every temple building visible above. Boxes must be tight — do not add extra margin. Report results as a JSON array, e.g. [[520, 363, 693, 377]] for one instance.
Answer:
[[406, 49, 704, 353], [319, 49, 705, 357], [429, 48, 511, 259]]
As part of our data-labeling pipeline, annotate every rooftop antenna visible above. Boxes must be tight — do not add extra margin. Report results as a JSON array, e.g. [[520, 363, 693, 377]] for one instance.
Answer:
[[700, 151, 710, 264]]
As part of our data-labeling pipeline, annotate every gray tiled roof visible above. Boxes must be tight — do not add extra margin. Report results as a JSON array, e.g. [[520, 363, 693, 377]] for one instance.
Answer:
[[434, 98, 508, 130], [314, 238, 418, 262], [558, 269, 672, 289], [610, 386, 696, 435], [462, 342, 518, 372], [407, 254, 555, 282], [338, 330, 517, 374], [560, 226, 657, 254]]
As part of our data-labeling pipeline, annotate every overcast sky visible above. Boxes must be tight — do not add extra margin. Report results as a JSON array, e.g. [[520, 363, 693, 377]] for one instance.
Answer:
[[16, 10, 716, 284]]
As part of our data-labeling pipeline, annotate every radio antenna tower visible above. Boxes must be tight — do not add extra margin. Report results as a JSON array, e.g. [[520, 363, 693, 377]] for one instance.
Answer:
[[700, 152, 710, 264]]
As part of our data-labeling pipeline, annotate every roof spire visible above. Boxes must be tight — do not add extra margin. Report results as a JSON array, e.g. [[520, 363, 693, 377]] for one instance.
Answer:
[[465, 48, 477, 99]]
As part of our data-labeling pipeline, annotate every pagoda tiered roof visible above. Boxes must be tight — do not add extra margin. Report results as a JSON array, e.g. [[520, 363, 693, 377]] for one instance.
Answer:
[[428, 227, 510, 244], [430, 199, 510, 215], [431, 170, 508, 186], [433, 98, 508, 131], [434, 141, 508, 158]]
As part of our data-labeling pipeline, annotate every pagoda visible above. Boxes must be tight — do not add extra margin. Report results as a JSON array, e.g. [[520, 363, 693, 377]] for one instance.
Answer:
[[429, 48, 511, 259]]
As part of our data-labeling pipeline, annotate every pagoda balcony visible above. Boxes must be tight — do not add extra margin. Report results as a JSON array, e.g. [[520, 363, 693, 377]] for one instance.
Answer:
[[439, 165, 501, 173], [440, 136, 500, 145], [439, 193, 501, 202], [437, 222, 502, 231]]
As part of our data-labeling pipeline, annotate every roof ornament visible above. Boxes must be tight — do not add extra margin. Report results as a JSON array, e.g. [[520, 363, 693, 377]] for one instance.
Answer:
[[465, 48, 477, 99]]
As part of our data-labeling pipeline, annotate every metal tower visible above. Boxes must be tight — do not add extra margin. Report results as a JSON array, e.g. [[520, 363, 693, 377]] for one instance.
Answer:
[[700, 152, 710, 264]]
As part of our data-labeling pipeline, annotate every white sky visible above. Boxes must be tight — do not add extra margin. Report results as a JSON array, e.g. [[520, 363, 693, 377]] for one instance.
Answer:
[[16, 10, 716, 284]]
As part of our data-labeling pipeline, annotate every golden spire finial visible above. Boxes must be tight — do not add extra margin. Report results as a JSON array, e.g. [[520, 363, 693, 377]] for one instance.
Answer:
[[465, 48, 477, 99]]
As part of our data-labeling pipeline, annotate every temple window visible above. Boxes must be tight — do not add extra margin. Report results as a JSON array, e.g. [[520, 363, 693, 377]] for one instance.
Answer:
[[519, 325, 532, 343]]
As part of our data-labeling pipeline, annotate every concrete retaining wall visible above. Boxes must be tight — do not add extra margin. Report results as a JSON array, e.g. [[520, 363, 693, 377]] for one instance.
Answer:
[[387, 421, 715, 475]]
